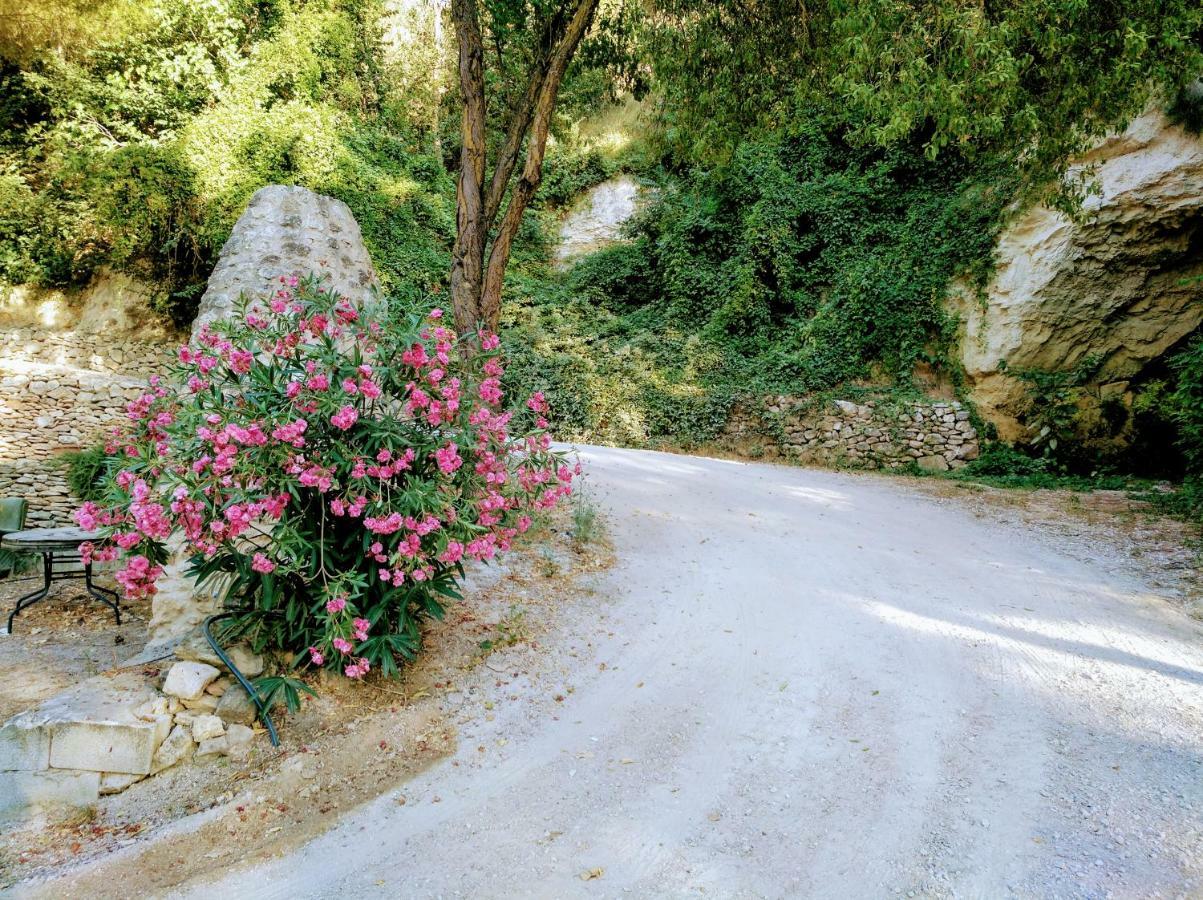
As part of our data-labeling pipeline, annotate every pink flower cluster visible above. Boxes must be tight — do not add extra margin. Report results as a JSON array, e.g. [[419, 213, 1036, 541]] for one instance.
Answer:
[[75, 279, 575, 684]]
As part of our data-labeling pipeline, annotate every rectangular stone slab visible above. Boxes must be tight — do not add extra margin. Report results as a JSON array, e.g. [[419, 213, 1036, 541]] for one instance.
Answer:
[[0, 770, 100, 821], [0, 720, 50, 771], [4, 669, 163, 776], [49, 720, 159, 775]]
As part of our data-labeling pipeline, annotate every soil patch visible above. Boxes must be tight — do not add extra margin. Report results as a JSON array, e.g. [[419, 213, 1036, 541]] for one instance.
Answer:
[[1, 508, 613, 896], [0, 573, 151, 722]]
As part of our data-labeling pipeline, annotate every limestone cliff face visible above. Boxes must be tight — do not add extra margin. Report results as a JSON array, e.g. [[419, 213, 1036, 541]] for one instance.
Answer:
[[192, 185, 379, 337], [951, 111, 1203, 440]]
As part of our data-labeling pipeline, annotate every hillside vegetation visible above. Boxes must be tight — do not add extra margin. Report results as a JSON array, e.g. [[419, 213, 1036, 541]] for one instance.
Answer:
[[2, 0, 1203, 511]]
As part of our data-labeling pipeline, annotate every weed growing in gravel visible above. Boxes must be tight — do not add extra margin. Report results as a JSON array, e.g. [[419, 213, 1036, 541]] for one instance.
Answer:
[[570, 491, 602, 548], [478, 606, 529, 652]]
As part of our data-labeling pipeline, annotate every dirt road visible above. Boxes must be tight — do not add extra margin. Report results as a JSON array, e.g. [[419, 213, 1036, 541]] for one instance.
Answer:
[[171, 445, 1203, 898]]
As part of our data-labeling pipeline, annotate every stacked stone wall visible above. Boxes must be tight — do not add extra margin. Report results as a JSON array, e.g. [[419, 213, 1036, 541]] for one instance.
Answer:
[[724, 396, 981, 472], [0, 329, 172, 526]]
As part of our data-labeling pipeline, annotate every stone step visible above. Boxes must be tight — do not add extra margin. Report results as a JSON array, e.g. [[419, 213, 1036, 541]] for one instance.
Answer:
[[0, 770, 101, 821], [0, 669, 170, 821]]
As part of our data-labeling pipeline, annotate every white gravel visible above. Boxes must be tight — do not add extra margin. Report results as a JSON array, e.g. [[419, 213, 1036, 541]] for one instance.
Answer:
[[173, 445, 1203, 899]]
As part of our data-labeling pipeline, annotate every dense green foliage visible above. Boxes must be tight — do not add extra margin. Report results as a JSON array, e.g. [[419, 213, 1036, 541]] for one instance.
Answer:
[[1168, 337, 1203, 473], [1161, 337, 1203, 523], [1, 0, 1201, 512], [0, 0, 454, 322], [649, 1, 1203, 183], [505, 109, 1013, 446]]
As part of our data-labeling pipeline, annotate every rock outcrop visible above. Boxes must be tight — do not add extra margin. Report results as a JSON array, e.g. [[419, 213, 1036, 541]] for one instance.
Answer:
[[150, 186, 382, 640], [951, 111, 1203, 439], [556, 175, 643, 264], [193, 185, 380, 336]]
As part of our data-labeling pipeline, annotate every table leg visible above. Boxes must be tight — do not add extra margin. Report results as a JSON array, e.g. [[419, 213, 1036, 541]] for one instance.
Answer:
[[6, 552, 51, 634], [85, 562, 121, 625]]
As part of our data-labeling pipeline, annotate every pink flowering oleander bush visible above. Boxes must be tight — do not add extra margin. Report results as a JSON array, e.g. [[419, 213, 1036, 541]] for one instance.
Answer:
[[77, 274, 575, 681]]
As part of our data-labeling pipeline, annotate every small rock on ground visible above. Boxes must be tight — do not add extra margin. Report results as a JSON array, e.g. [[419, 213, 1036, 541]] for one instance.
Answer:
[[162, 661, 221, 701]]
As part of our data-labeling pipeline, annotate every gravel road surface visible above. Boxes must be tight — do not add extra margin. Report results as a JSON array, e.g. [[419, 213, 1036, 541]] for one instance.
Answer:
[[174, 445, 1203, 899]]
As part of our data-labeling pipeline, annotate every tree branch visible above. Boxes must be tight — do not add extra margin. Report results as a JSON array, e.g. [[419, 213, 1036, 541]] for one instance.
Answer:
[[479, 0, 600, 328], [482, 9, 568, 228]]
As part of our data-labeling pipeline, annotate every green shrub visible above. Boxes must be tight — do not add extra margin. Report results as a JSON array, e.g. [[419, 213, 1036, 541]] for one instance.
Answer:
[[949, 443, 1131, 492], [1169, 335, 1203, 473], [538, 144, 615, 208], [1007, 355, 1103, 462], [565, 239, 657, 309], [956, 443, 1053, 480], [504, 108, 1014, 448], [61, 445, 114, 502], [1147, 476, 1203, 527]]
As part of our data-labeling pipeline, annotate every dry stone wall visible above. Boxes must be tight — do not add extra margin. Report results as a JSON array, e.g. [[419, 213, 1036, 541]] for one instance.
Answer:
[[724, 396, 980, 472], [0, 329, 174, 527]]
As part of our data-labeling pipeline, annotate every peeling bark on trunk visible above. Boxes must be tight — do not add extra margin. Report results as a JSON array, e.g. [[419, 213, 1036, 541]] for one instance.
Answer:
[[449, 0, 487, 334]]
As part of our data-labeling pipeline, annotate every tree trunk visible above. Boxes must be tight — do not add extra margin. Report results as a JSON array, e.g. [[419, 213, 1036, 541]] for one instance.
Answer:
[[449, 0, 600, 335], [449, 0, 487, 333]]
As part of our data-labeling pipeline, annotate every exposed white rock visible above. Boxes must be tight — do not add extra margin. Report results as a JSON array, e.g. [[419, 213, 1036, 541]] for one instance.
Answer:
[[143, 185, 382, 641], [147, 537, 223, 642], [191, 715, 226, 743], [556, 175, 643, 263], [951, 110, 1203, 438], [162, 661, 221, 701]]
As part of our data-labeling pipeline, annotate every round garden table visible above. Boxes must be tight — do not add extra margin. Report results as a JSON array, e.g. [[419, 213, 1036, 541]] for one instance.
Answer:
[[1, 527, 120, 634]]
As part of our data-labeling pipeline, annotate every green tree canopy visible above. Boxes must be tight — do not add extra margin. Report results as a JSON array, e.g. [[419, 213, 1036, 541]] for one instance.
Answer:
[[649, 0, 1203, 182]]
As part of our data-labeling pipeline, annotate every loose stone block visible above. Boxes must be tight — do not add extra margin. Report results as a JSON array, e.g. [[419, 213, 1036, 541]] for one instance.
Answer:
[[99, 771, 146, 795], [151, 725, 195, 774], [215, 688, 258, 727], [196, 736, 229, 759], [172, 628, 224, 668], [917, 455, 950, 473], [49, 720, 161, 775], [225, 724, 255, 760], [181, 693, 220, 713], [191, 715, 225, 743], [227, 645, 265, 678], [162, 661, 221, 700]]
